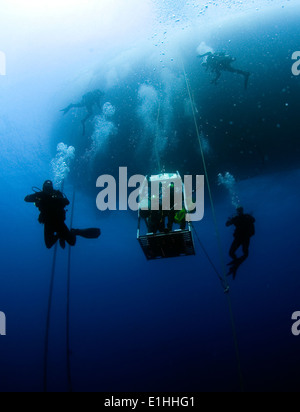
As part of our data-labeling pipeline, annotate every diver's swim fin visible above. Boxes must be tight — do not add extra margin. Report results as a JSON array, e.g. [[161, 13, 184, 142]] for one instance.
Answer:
[[227, 260, 237, 267], [227, 258, 244, 280], [227, 263, 239, 280], [72, 228, 101, 239], [228, 257, 245, 266]]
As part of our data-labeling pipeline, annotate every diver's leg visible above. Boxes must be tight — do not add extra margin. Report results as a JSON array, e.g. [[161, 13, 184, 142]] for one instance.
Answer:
[[235, 70, 250, 89], [212, 70, 222, 84], [59, 239, 66, 250], [44, 225, 58, 249], [243, 71, 251, 89], [232, 68, 249, 77], [151, 214, 160, 234], [232, 265, 239, 281], [228, 240, 249, 279], [59, 224, 76, 247], [227, 67, 251, 89], [229, 238, 241, 261], [167, 211, 175, 232], [241, 238, 250, 262], [228, 238, 249, 277]]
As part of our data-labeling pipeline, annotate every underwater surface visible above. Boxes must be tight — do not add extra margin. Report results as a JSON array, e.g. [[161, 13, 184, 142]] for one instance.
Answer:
[[0, 0, 300, 392]]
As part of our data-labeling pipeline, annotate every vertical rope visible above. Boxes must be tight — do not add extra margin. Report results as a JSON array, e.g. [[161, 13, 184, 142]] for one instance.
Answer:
[[181, 57, 245, 392], [44, 243, 58, 393], [191, 223, 223, 282], [182, 62, 229, 289], [43, 180, 66, 392], [66, 189, 76, 393], [227, 295, 245, 392], [154, 99, 162, 173]]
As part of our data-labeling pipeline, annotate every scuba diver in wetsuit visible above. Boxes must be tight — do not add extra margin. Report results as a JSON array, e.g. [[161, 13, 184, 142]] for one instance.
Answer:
[[25, 181, 101, 250], [226, 206, 256, 279], [61, 90, 104, 136], [198, 52, 251, 90]]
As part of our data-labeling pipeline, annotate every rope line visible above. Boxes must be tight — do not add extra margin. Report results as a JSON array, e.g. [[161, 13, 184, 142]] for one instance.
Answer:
[[43, 182, 75, 393], [227, 294, 245, 392], [181, 57, 245, 392], [191, 223, 224, 283], [66, 189, 76, 393], [43, 242, 58, 393], [43, 179, 66, 392], [182, 62, 229, 290], [154, 90, 162, 173]]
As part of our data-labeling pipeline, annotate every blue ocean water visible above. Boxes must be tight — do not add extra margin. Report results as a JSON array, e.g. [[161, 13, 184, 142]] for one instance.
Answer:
[[0, 0, 300, 392]]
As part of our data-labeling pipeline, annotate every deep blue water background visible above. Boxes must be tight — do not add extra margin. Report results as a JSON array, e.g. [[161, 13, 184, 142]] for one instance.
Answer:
[[0, 1, 300, 392]]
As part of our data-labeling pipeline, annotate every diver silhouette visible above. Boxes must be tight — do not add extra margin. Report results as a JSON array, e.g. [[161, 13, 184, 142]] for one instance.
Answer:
[[199, 52, 251, 90], [61, 90, 104, 136], [25, 181, 101, 250], [226, 206, 255, 279]]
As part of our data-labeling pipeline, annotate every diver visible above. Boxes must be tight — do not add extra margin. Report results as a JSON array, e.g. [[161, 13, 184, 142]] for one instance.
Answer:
[[148, 210, 166, 234], [148, 194, 166, 234], [61, 90, 104, 136], [226, 206, 255, 279], [164, 183, 176, 233], [198, 52, 251, 90], [174, 208, 187, 231], [166, 183, 188, 232], [25, 181, 101, 250]]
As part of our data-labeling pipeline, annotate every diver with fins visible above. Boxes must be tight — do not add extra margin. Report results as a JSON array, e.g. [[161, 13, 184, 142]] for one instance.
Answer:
[[226, 206, 256, 279], [61, 90, 104, 136], [198, 52, 251, 90], [25, 181, 101, 250]]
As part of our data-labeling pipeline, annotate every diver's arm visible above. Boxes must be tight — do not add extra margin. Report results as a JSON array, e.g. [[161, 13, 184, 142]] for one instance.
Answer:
[[55, 191, 70, 207], [63, 198, 70, 207], [198, 52, 212, 59], [226, 217, 234, 227], [60, 103, 83, 114], [245, 214, 256, 223], [60, 104, 72, 115], [25, 193, 39, 203]]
